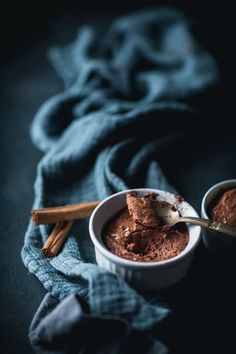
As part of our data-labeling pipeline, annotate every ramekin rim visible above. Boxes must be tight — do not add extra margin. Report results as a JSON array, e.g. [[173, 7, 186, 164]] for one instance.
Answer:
[[89, 188, 201, 269], [89, 188, 201, 268]]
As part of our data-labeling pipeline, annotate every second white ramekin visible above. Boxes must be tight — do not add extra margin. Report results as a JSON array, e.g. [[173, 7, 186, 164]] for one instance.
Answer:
[[201, 179, 236, 252]]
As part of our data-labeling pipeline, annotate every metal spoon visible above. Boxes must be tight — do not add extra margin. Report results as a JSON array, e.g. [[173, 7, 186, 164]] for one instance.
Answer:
[[155, 203, 236, 237]]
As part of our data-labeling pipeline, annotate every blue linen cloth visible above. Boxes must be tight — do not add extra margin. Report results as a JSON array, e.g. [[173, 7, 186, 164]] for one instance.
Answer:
[[29, 293, 168, 354], [21, 7, 218, 353]]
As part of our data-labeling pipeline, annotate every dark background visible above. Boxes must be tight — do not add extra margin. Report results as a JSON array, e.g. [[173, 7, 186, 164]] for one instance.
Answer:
[[0, 1, 235, 353]]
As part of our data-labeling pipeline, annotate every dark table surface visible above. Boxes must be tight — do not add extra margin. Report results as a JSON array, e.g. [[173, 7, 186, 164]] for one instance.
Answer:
[[1, 4, 235, 354]]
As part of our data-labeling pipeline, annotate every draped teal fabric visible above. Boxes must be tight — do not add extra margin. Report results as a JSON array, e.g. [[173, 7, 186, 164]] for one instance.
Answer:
[[21, 7, 218, 345]]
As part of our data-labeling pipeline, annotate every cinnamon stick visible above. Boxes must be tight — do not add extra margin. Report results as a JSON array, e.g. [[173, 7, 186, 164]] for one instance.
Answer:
[[42, 221, 73, 257], [31, 201, 100, 225]]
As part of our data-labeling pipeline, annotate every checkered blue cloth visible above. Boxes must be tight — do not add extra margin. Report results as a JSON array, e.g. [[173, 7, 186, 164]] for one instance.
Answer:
[[21, 7, 218, 352]]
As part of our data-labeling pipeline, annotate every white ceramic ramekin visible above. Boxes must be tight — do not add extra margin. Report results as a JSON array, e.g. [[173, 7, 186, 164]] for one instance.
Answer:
[[201, 179, 236, 252], [89, 189, 201, 289]]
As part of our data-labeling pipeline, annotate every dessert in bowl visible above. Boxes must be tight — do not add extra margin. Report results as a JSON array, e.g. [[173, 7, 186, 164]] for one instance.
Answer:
[[201, 179, 236, 252], [104, 192, 189, 262], [89, 189, 201, 289]]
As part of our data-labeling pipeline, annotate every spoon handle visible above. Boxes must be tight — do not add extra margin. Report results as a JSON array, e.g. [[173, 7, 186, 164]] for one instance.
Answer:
[[179, 217, 236, 237]]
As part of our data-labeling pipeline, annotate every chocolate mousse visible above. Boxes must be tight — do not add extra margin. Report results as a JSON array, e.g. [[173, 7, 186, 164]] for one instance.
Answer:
[[103, 192, 189, 262], [210, 187, 236, 225]]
